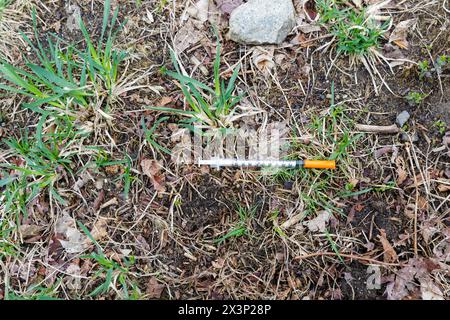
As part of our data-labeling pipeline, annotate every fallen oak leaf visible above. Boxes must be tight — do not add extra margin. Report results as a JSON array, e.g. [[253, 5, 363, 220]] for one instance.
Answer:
[[386, 257, 442, 300]]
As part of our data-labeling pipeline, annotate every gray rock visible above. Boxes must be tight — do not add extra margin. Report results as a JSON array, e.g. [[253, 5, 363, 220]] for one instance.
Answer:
[[396, 110, 410, 127], [229, 0, 296, 45]]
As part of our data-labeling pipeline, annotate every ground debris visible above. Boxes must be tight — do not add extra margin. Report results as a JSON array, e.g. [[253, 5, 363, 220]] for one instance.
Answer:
[[385, 257, 444, 300], [303, 210, 332, 233], [389, 19, 417, 49], [141, 158, 166, 193]]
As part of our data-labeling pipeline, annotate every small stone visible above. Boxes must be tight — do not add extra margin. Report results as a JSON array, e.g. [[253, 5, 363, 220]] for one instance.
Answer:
[[228, 0, 296, 45], [396, 110, 410, 127], [400, 132, 419, 143]]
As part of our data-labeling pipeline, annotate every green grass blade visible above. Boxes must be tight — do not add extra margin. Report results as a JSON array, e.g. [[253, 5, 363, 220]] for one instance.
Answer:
[[99, 0, 111, 47]]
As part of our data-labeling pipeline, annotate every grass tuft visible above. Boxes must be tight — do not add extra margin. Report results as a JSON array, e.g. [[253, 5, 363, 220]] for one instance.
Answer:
[[149, 36, 243, 130], [318, 0, 389, 57], [0, 112, 93, 217], [214, 204, 257, 244], [0, 0, 126, 115], [317, 0, 392, 94]]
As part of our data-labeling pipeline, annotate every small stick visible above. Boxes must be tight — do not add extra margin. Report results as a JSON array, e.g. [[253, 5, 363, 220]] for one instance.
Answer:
[[355, 124, 400, 134], [405, 145, 419, 257]]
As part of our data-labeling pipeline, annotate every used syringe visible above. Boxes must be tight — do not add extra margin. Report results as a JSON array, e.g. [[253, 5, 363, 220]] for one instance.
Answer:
[[198, 159, 336, 169]]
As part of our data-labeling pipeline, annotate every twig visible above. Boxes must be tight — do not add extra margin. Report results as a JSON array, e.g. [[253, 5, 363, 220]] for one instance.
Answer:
[[355, 124, 400, 134], [405, 144, 419, 257]]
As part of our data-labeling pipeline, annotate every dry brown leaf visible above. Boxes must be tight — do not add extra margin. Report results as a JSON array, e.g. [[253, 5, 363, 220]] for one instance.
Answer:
[[374, 145, 393, 158], [378, 229, 398, 263], [420, 279, 445, 300], [386, 257, 424, 300], [405, 175, 425, 189], [173, 20, 205, 53], [104, 164, 121, 175], [303, 210, 331, 233], [385, 257, 444, 300], [146, 277, 165, 299], [404, 203, 415, 219], [281, 213, 304, 229], [89, 217, 108, 242], [396, 168, 408, 185], [212, 257, 225, 269], [421, 220, 438, 244], [158, 96, 173, 107], [395, 156, 408, 185], [389, 19, 417, 49], [19, 224, 44, 239], [251, 46, 275, 75], [417, 196, 428, 211], [141, 159, 166, 192], [290, 33, 305, 45], [65, 263, 82, 290], [437, 183, 450, 192], [383, 43, 407, 67], [55, 213, 87, 254]]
